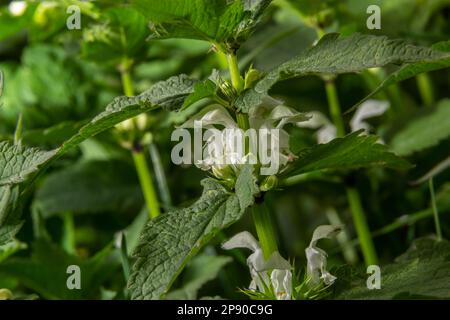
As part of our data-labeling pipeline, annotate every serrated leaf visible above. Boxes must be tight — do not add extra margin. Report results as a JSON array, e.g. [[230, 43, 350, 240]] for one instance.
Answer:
[[0, 142, 58, 186], [128, 165, 259, 300], [60, 74, 196, 153], [237, 33, 449, 112], [0, 223, 22, 248], [390, 99, 450, 156], [351, 41, 450, 111], [132, 0, 271, 50], [0, 75, 195, 189], [133, 0, 243, 42], [166, 254, 232, 299], [336, 238, 450, 299], [33, 160, 143, 217], [0, 185, 22, 249], [285, 131, 411, 176]]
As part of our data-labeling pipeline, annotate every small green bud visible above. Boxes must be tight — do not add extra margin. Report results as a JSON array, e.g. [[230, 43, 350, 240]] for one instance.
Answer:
[[0, 288, 13, 300], [244, 66, 262, 90], [260, 175, 278, 192], [140, 132, 153, 146], [212, 165, 236, 181]]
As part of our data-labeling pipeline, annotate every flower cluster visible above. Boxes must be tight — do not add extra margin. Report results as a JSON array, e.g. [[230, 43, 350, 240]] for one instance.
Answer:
[[222, 225, 342, 300]]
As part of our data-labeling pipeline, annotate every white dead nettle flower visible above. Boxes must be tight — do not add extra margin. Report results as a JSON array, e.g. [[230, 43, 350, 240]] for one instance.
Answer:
[[305, 225, 342, 287], [297, 100, 389, 144], [8, 1, 27, 16], [222, 231, 292, 300], [180, 97, 308, 177]]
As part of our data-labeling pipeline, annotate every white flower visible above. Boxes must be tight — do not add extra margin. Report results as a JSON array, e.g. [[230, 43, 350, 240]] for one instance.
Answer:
[[297, 100, 389, 144], [222, 231, 292, 300], [181, 98, 309, 177], [9, 1, 27, 16], [305, 225, 342, 287]]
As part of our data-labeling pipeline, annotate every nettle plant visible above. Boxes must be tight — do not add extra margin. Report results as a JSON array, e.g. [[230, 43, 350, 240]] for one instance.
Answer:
[[1, 0, 450, 300]]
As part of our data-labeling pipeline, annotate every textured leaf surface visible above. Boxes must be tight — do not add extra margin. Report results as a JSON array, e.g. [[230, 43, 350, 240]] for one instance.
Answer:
[[182, 79, 217, 109], [285, 131, 411, 176], [237, 33, 449, 112], [128, 165, 259, 300], [0, 75, 195, 188], [0, 142, 58, 186], [60, 74, 195, 153], [336, 238, 450, 299], [133, 0, 243, 41], [0, 185, 21, 248], [390, 99, 450, 156], [132, 0, 271, 48], [352, 41, 450, 110]]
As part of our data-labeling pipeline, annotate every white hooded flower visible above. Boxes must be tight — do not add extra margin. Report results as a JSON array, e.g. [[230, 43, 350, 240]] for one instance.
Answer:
[[222, 231, 292, 300], [297, 100, 389, 144], [305, 225, 342, 287], [181, 98, 309, 177]]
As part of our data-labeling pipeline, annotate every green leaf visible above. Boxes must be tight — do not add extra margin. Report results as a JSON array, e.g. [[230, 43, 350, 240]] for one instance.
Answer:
[[132, 0, 271, 50], [390, 99, 450, 156], [236, 33, 450, 112], [33, 160, 143, 217], [285, 131, 411, 176], [128, 165, 259, 299], [0, 141, 58, 186], [0, 74, 195, 189], [351, 41, 450, 111], [0, 240, 116, 300], [0, 185, 22, 256], [336, 238, 450, 299], [0, 223, 22, 248], [166, 253, 232, 299], [82, 7, 148, 64], [182, 79, 217, 109], [60, 74, 196, 153], [133, 0, 241, 42]]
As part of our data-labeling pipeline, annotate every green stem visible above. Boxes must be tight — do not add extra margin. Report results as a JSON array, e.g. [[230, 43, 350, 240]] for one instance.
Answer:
[[61, 212, 75, 254], [347, 187, 378, 265], [149, 143, 172, 209], [326, 207, 358, 264], [416, 73, 435, 107], [279, 170, 341, 187], [429, 178, 442, 241], [120, 63, 161, 219], [132, 150, 161, 219], [118, 232, 131, 282], [325, 78, 378, 266], [121, 68, 135, 97], [14, 113, 23, 146], [227, 52, 244, 93], [325, 79, 345, 137], [225, 51, 278, 258], [252, 202, 278, 259]]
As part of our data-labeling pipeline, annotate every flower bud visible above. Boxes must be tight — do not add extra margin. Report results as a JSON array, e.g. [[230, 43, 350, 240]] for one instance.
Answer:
[[260, 175, 278, 191]]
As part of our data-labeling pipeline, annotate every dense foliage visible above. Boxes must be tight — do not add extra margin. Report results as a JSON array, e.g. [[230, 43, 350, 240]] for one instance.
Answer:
[[0, 0, 449, 300]]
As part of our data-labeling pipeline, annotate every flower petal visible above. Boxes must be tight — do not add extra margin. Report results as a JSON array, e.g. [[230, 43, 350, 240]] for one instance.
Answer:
[[310, 225, 342, 247], [350, 100, 389, 133], [180, 104, 238, 129], [257, 251, 291, 272], [270, 269, 292, 300], [222, 231, 260, 252], [306, 225, 341, 287]]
